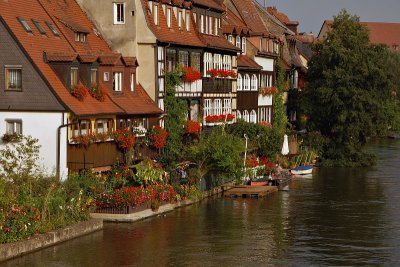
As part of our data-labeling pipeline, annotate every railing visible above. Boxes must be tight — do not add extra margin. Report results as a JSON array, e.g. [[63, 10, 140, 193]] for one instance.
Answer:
[[202, 78, 233, 93], [176, 79, 202, 93]]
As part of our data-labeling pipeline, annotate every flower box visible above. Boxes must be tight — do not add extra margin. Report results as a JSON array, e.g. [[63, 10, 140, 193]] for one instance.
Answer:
[[94, 203, 149, 214]]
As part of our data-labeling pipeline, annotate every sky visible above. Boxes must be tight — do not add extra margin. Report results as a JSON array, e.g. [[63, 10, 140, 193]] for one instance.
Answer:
[[256, 0, 400, 35]]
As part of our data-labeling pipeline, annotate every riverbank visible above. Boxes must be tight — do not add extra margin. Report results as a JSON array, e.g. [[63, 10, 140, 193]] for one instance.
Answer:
[[0, 219, 102, 262], [91, 183, 231, 222]]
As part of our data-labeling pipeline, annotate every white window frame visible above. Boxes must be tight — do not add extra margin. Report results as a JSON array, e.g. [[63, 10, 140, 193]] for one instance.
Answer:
[[214, 99, 222, 116], [178, 10, 182, 29], [214, 17, 218, 35], [236, 110, 242, 120], [213, 54, 222, 70], [204, 52, 213, 76], [130, 73, 135, 91], [154, 4, 159, 25], [186, 12, 190, 31], [113, 3, 125, 25], [223, 98, 231, 114], [236, 36, 241, 48], [5, 66, 22, 91], [250, 110, 257, 123], [237, 74, 242, 91], [204, 99, 212, 117], [242, 37, 247, 54], [251, 74, 257, 91], [113, 72, 123, 91], [228, 35, 233, 44], [243, 74, 250, 90], [200, 15, 204, 33], [243, 110, 250, 122], [209, 16, 212, 34]]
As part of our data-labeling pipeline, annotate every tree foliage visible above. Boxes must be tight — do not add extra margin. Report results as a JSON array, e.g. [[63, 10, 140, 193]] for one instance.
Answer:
[[301, 10, 398, 166], [274, 66, 288, 135]]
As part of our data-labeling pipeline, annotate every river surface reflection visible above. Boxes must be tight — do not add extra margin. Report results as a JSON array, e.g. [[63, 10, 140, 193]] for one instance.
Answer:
[[3, 139, 400, 266]]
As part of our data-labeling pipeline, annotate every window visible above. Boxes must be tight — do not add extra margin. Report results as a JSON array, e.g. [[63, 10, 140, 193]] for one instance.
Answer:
[[223, 98, 231, 114], [6, 120, 22, 135], [236, 110, 241, 120], [178, 51, 189, 67], [166, 48, 176, 72], [191, 52, 201, 71], [208, 16, 212, 34], [193, 12, 197, 23], [243, 110, 250, 122], [32, 19, 46, 35], [228, 35, 233, 44], [214, 17, 218, 35], [17, 17, 32, 33], [235, 36, 241, 48], [154, 4, 159, 25], [46, 21, 59, 36], [237, 74, 242, 91], [80, 120, 90, 136], [260, 38, 263, 50], [96, 119, 113, 134], [186, 12, 190, 31], [243, 74, 250, 90], [250, 110, 257, 123], [130, 73, 135, 91], [70, 67, 78, 87], [223, 55, 231, 70], [74, 32, 87, 42], [200, 15, 204, 33], [114, 3, 125, 24], [103, 72, 110, 81], [205, 15, 208, 34], [213, 54, 222, 70], [214, 99, 222, 115], [91, 68, 98, 85], [167, 8, 172, 28], [204, 52, 213, 75], [5, 66, 22, 90], [204, 99, 212, 117], [242, 37, 246, 54], [251, 74, 257, 91], [113, 72, 122, 91], [178, 10, 182, 29]]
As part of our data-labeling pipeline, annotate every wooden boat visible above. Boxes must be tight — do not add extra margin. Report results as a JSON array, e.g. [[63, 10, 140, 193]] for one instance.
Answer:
[[291, 165, 314, 175]]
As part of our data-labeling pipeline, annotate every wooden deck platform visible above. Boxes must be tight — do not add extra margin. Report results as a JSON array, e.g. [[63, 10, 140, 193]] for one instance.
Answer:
[[224, 186, 278, 198]]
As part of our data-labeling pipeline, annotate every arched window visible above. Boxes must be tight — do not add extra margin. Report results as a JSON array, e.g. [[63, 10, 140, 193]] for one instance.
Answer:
[[213, 54, 222, 69], [243, 74, 250, 90], [204, 52, 213, 76], [237, 74, 243, 91], [223, 55, 231, 70], [236, 36, 241, 48], [236, 110, 242, 120], [243, 110, 250, 122], [241, 37, 246, 54], [251, 74, 258, 91], [250, 110, 257, 123], [259, 108, 265, 122]]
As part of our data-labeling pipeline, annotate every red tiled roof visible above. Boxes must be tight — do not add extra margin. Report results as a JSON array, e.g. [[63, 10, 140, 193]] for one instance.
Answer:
[[201, 34, 240, 52], [0, 0, 161, 117], [320, 20, 400, 48], [192, 0, 224, 12], [237, 55, 262, 70], [122, 57, 139, 67], [98, 53, 122, 66], [46, 51, 78, 62], [231, 0, 268, 35], [111, 84, 163, 116], [142, 0, 205, 48], [266, 6, 298, 27], [57, 18, 90, 33], [78, 54, 99, 63]]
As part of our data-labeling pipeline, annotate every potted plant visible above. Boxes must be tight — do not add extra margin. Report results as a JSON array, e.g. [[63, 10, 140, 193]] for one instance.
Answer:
[[70, 84, 88, 101]]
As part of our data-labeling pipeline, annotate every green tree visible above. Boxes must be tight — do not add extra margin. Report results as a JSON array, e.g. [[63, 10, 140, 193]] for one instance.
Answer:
[[163, 69, 187, 170], [274, 66, 288, 135], [301, 10, 396, 166]]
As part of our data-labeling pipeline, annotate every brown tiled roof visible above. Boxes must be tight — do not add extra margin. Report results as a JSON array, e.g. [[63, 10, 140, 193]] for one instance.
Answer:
[[231, 0, 268, 35], [46, 51, 78, 62], [78, 54, 99, 63], [237, 55, 262, 70], [201, 34, 240, 52], [142, 0, 205, 48], [266, 7, 298, 27], [98, 53, 122, 66], [111, 84, 163, 116], [192, 0, 224, 12], [57, 18, 90, 33], [319, 20, 400, 48], [123, 57, 139, 67], [0, 0, 161, 117]]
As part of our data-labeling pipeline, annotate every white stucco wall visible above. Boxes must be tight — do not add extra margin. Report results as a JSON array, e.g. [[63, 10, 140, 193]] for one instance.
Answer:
[[0, 112, 68, 180], [255, 57, 274, 72]]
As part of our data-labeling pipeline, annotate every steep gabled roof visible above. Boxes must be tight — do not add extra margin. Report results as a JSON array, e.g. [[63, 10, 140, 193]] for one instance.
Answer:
[[141, 0, 205, 48], [237, 55, 262, 70], [231, 0, 267, 35], [200, 34, 240, 52], [192, 0, 224, 12], [0, 0, 161, 117]]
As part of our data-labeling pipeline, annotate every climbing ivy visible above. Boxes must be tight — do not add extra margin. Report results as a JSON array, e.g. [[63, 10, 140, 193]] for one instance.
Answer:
[[273, 65, 288, 135]]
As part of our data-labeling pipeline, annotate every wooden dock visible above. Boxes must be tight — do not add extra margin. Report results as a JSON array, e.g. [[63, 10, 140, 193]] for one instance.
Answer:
[[224, 185, 278, 198]]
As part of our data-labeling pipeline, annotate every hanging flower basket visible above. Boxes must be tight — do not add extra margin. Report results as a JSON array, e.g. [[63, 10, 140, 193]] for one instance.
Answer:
[[180, 66, 201, 82], [111, 129, 136, 152], [149, 126, 168, 149], [70, 84, 88, 101], [259, 86, 278, 96]]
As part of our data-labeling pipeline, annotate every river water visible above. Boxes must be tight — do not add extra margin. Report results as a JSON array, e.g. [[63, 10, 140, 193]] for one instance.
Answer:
[[3, 139, 400, 267]]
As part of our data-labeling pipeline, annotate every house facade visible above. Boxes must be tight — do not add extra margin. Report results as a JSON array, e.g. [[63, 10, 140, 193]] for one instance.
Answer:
[[0, 0, 161, 179]]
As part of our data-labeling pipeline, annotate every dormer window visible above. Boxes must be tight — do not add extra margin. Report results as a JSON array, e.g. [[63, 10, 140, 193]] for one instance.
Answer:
[[214, 17, 218, 35], [17, 17, 32, 33], [113, 72, 122, 91], [71, 67, 79, 87], [242, 37, 246, 54], [186, 12, 190, 31], [74, 32, 87, 42], [235, 36, 241, 48], [228, 35, 233, 44], [153, 4, 159, 25], [46, 21, 60, 37], [32, 19, 46, 35], [113, 3, 125, 24], [178, 10, 182, 29]]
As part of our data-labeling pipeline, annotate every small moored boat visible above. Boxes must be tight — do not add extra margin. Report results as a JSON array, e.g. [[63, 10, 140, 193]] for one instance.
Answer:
[[291, 165, 314, 175]]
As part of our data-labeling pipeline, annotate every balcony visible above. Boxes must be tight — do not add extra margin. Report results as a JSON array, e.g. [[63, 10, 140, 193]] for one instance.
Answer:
[[202, 78, 233, 93], [176, 79, 202, 93]]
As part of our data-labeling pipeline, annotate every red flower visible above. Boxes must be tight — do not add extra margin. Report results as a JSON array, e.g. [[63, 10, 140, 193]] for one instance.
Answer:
[[186, 120, 201, 134], [246, 156, 259, 168], [182, 66, 201, 82], [258, 121, 272, 128], [70, 84, 88, 101], [149, 126, 168, 149], [112, 129, 136, 151], [206, 69, 219, 78]]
